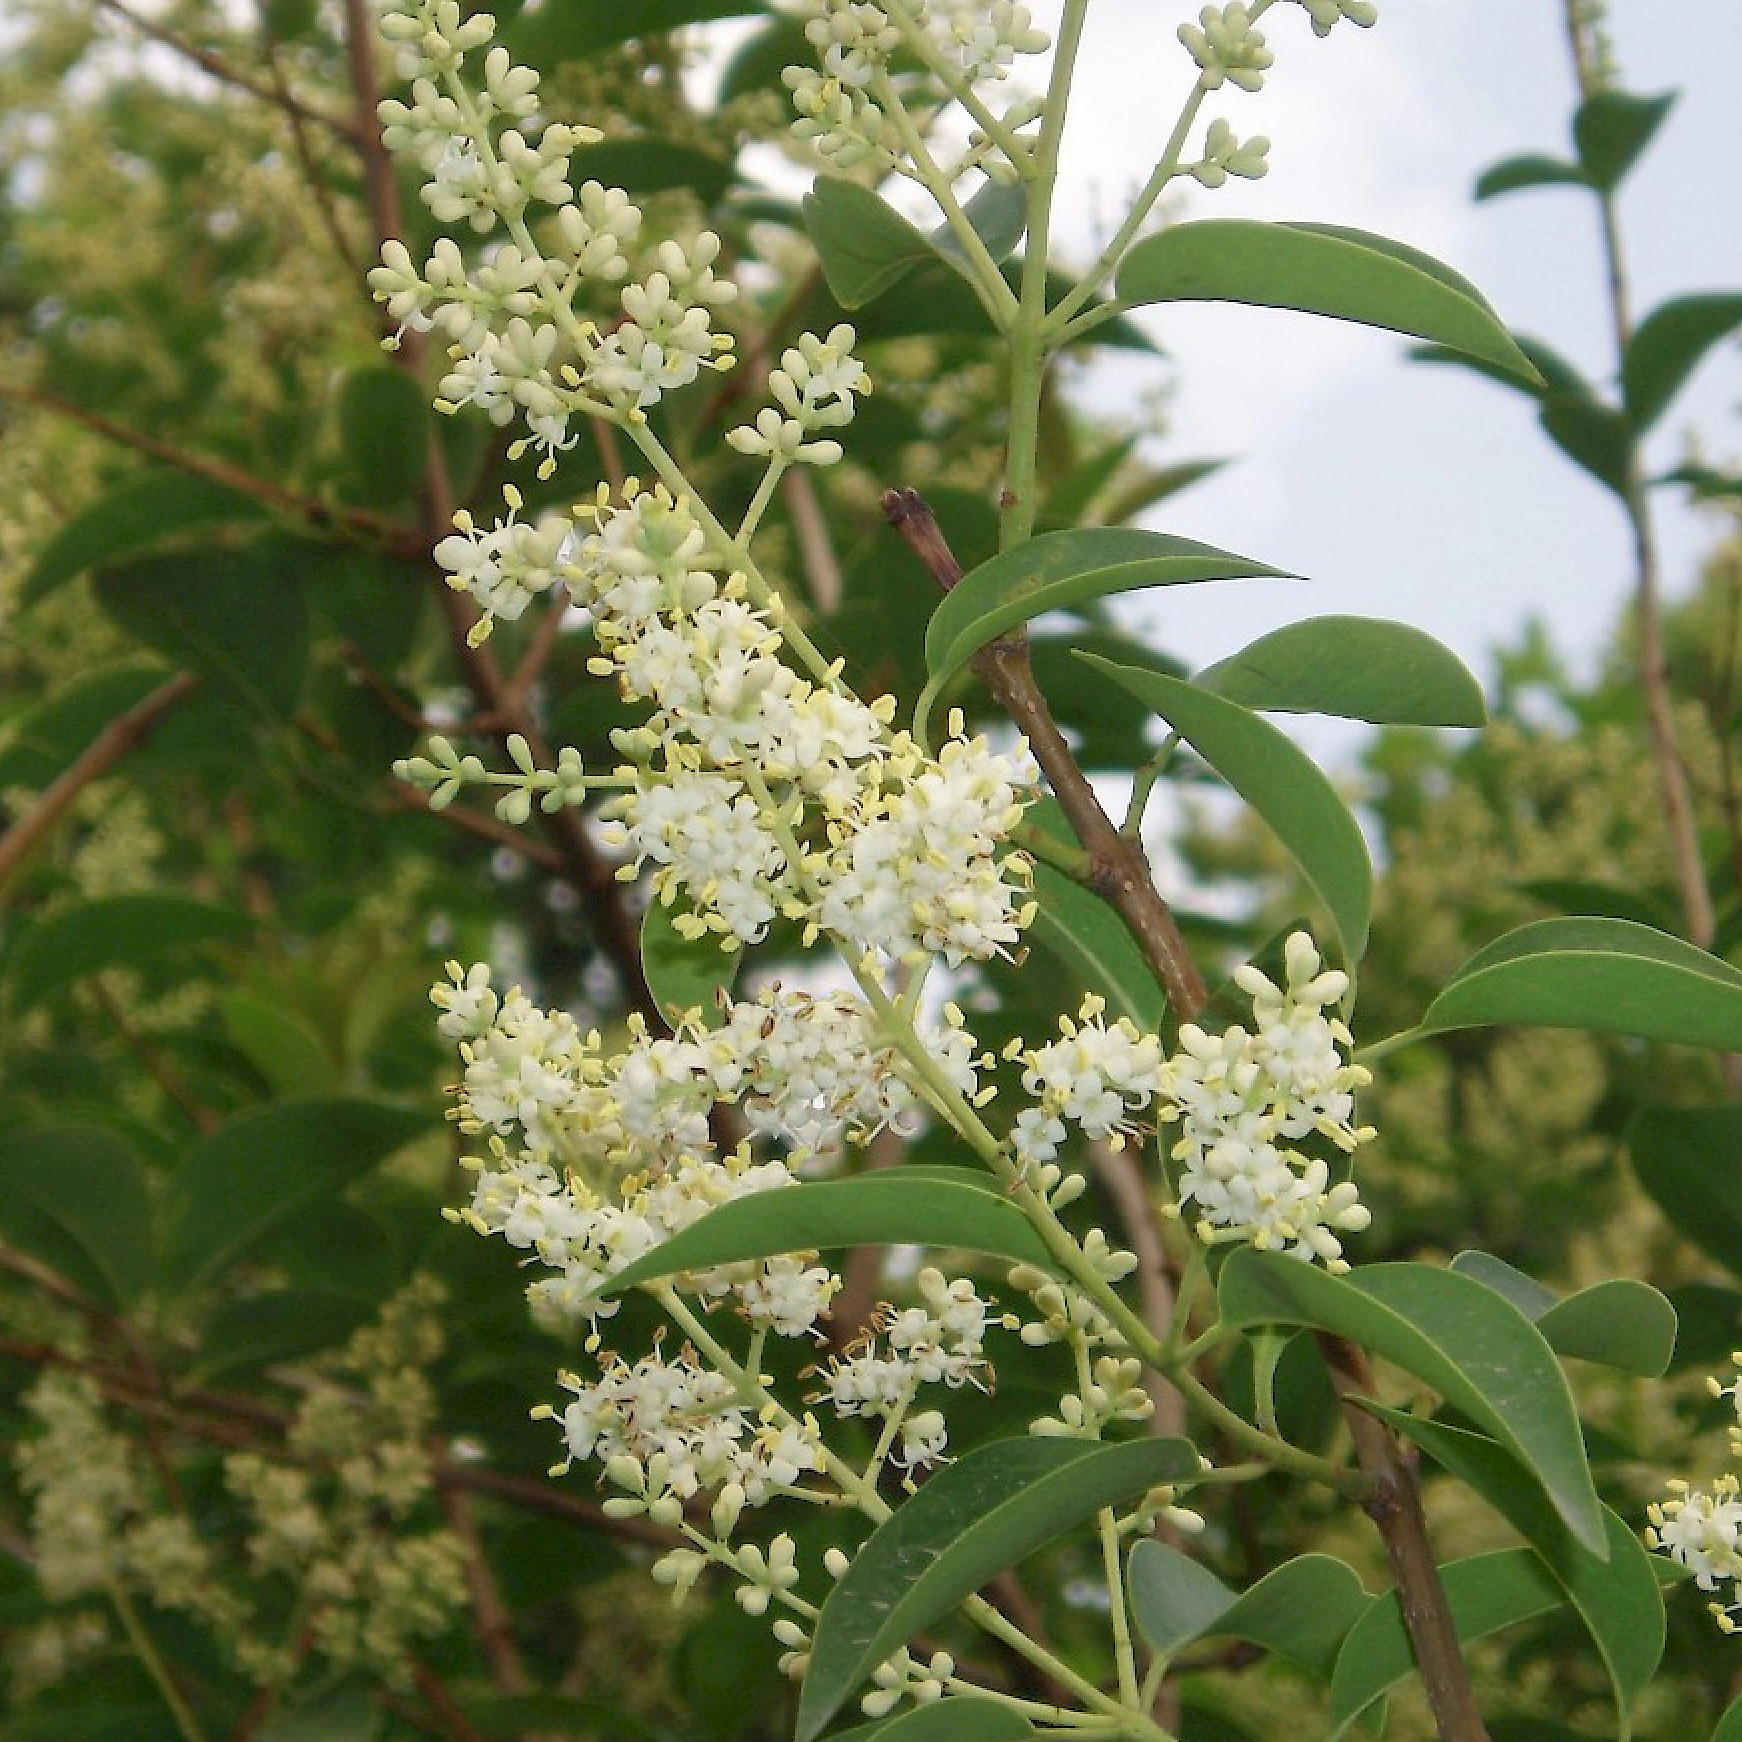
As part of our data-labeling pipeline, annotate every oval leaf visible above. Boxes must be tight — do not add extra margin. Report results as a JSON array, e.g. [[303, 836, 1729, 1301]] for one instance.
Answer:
[[1076, 657, 1373, 963], [1127, 1543, 1370, 1679], [1622, 292, 1742, 434], [1418, 917, 1742, 1051], [6, 894, 255, 1015], [335, 366, 429, 506], [1029, 862, 1169, 1035], [1715, 1693, 1742, 1742], [1539, 392, 1633, 497], [797, 1435, 1200, 1742], [1193, 616, 1485, 726], [803, 178, 944, 308], [605, 1168, 1059, 1296], [1474, 154, 1591, 200], [1573, 89, 1676, 192], [160, 1099, 433, 1292], [1629, 1104, 1742, 1275], [1217, 1249, 1604, 1553], [0, 1125, 154, 1308], [1117, 220, 1539, 383], [641, 896, 740, 1029], [922, 528, 1284, 720]]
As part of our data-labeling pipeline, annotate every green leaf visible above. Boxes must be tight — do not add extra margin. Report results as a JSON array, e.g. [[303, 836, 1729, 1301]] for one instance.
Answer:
[[505, 0, 764, 65], [1513, 877, 1675, 930], [6, 894, 255, 1015], [1194, 616, 1485, 727], [921, 527, 1284, 724], [1629, 1104, 1742, 1275], [1370, 1412, 1664, 1733], [1540, 393, 1634, 497], [0, 1126, 154, 1308], [1449, 1251, 1676, 1376], [717, 16, 809, 103], [1076, 658, 1373, 963], [1715, 1692, 1742, 1742], [605, 1168, 1060, 1296], [160, 1099, 433, 1292], [1117, 220, 1539, 383], [803, 179, 946, 308], [1411, 331, 1590, 401], [190, 1288, 376, 1383], [797, 1436, 1200, 1742], [1218, 1250, 1604, 1553], [1028, 863, 1169, 1034], [220, 991, 340, 1097], [255, 1688, 382, 1742], [93, 543, 315, 718], [1329, 1549, 1567, 1734], [640, 896, 741, 1029], [334, 367, 429, 507], [570, 139, 734, 204], [1418, 917, 1742, 1051], [1573, 89, 1676, 191], [928, 177, 1028, 274], [21, 467, 268, 606], [1622, 293, 1742, 433], [1126, 1543, 1370, 1679], [0, 662, 173, 791], [846, 1698, 1036, 1741], [1473, 154, 1591, 200]]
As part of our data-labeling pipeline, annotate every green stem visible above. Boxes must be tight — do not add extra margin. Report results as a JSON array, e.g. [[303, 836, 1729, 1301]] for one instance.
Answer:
[[1170, 1365, 1361, 1494], [1121, 735, 1181, 837], [738, 455, 791, 545], [106, 1576, 211, 1742], [881, 0, 1040, 175], [1101, 1504, 1142, 1708]]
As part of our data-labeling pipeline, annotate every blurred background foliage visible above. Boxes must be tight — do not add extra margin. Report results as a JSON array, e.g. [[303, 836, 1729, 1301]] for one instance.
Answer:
[[0, 0, 1740, 1738]]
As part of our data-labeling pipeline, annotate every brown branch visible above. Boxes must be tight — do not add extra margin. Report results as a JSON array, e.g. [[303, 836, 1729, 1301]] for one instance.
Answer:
[[0, 670, 199, 896], [882, 486, 1207, 1017]]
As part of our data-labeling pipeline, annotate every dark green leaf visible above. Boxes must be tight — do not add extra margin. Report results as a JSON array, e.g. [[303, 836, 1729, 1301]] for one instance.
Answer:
[[1029, 863, 1169, 1034], [922, 527, 1284, 722], [1076, 658, 1373, 963], [1540, 393, 1633, 497], [6, 894, 254, 1014], [640, 896, 741, 1029], [847, 1698, 1036, 1741], [1660, 1282, 1742, 1374], [255, 1689, 382, 1742], [570, 139, 734, 203], [505, 0, 764, 65], [1715, 1692, 1742, 1742], [1573, 89, 1676, 191], [605, 1168, 1059, 1295], [1419, 917, 1742, 1051], [1098, 458, 1226, 526], [804, 179, 945, 308], [160, 1099, 433, 1292], [1194, 616, 1485, 726], [717, 16, 809, 103], [1513, 877, 1675, 929], [1127, 1543, 1370, 1679], [190, 1289, 376, 1383], [21, 468, 268, 606], [220, 991, 340, 1097], [1473, 154, 1591, 200], [335, 366, 429, 507], [456, 1693, 657, 1741], [1218, 1250, 1604, 1552], [1023, 631, 1188, 768], [93, 543, 315, 718], [0, 663, 172, 791], [1117, 220, 1539, 383], [1629, 1105, 1742, 1276], [1370, 1412, 1664, 1728], [0, 1125, 154, 1308], [1622, 293, 1742, 433], [797, 1436, 1200, 1742], [1039, 434, 1139, 530]]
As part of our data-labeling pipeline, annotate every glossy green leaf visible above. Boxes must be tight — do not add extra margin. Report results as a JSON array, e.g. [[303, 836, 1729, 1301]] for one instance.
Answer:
[[6, 894, 255, 1014], [21, 467, 267, 606], [605, 1168, 1059, 1295], [1117, 220, 1539, 383], [1127, 1543, 1370, 1679], [797, 1436, 1200, 1742], [1194, 616, 1485, 726], [1513, 877, 1674, 930], [847, 1698, 1036, 1741], [1473, 153, 1591, 200], [1371, 1411, 1664, 1732], [1419, 917, 1742, 1050], [1573, 89, 1676, 191], [220, 991, 340, 1097], [1028, 863, 1169, 1034], [1629, 1104, 1742, 1275], [1077, 658, 1373, 963], [922, 530, 1283, 716], [571, 139, 734, 203], [1622, 293, 1742, 433], [803, 179, 947, 308], [93, 543, 314, 718], [640, 896, 740, 1029], [1329, 1549, 1567, 1734], [160, 1099, 432, 1292], [1540, 393, 1633, 497], [0, 1126, 154, 1308], [1714, 1692, 1742, 1742], [1449, 1251, 1676, 1376], [1218, 1249, 1604, 1552], [335, 366, 428, 507]]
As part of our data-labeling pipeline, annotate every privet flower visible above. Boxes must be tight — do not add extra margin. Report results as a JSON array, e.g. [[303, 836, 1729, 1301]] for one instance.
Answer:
[[1178, 4, 1275, 92], [1648, 1354, 1742, 1630]]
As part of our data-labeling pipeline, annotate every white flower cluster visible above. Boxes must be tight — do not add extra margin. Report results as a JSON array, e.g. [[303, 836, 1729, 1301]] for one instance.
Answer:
[[1012, 932, 1371, 1271], [368, 1, 741, 466], [1178, 4, 1275, 93], [1297, 0, 1378, 36], [1191, 116, 1271, 189], [1649, 1355, 1742, 1631], [782, 0, 1050, 173]]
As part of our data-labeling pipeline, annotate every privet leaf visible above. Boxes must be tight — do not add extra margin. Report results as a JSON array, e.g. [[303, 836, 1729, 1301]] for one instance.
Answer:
[[1028, 863, 1169, 1035], [1473, 154, 1591, 200], [1622, 293, 1742, 434], [605, 1169, 1060, 1295], [640, 896, 740, 1029], [1573, 89, 1676, 191], [1418, 917, 1742, 1051], [1117, 220, 1539, 383], [1218, 1250, 1605, 1552], [797, 1436, 1200, 1742], [1075, 658, 1373, 963], [1194, 616, 1485, 726], [1629, 1104, 1742, 1274], [1540, 394, 1634, 497]]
